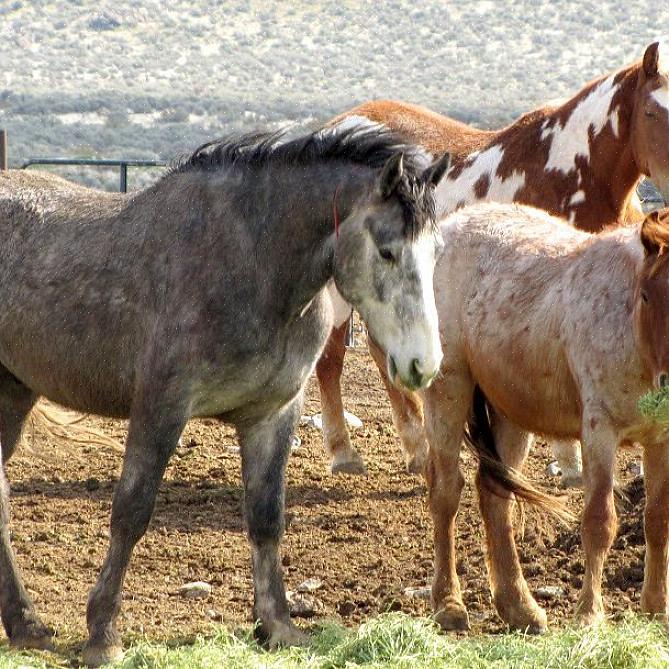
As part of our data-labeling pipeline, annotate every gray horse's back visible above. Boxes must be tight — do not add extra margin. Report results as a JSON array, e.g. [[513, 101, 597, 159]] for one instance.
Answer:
[[0, 171, 149, 414]]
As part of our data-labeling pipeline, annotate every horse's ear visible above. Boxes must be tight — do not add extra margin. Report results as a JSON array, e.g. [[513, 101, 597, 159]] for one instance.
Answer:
[[643, 42, 660, 78], [424, 152, 451, 187], [641, 210, 663, 256], [378, 152, 404, 199]]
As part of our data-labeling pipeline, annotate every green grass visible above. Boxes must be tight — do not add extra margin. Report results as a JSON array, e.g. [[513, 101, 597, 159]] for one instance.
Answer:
[[1, 614, 668, 669], [638, 386, 669, 424]]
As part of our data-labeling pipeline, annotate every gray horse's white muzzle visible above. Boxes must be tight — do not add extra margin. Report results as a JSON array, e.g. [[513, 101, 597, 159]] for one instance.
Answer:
[[388, 350, 442, 391]]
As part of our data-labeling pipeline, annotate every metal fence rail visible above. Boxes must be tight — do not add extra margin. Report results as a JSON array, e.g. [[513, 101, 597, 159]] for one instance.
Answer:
[[21, 157, 166, 192]]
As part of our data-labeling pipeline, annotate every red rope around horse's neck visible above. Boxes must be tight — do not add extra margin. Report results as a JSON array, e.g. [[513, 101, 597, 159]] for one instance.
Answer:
[[332, 184, 341, 238]]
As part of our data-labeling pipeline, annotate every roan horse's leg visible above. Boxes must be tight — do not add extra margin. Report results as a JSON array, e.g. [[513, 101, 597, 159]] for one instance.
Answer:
[[83, 368, 190, 667], [316, 320, 366, 474], [238, 397, 306, 647], [368, 335, 428, 474], [423, 371, 473, 631], [575, 415, 617, 625], [640, 443, 669, 621], [477, 415, 547, 632]]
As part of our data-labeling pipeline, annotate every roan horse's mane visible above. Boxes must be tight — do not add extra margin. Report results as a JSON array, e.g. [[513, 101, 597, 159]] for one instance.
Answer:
[[171, 124, 439, 236]]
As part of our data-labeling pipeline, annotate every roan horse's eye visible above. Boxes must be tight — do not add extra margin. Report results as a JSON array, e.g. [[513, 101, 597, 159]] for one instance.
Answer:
[[379, 248, 395, 262], [645, 110, 657, 119], [641, 290, 649, 303]]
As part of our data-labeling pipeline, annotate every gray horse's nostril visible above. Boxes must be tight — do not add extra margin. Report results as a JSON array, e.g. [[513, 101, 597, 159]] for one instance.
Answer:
[[410, 358, 424, 386], [388, 355, 398, 381]]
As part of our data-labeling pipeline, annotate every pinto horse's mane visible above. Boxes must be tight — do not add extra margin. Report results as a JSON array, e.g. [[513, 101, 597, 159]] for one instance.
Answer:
[[170, 124, 438, 236]]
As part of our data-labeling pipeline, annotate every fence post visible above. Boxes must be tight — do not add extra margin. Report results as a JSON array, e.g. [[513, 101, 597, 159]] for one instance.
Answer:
[[119, 163, 128, 192], [0, 130, 7, 171]]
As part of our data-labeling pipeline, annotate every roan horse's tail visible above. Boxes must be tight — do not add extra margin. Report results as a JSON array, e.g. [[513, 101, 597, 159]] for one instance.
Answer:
[[21, 400, 123, 457], [463, 386, 574, 524]]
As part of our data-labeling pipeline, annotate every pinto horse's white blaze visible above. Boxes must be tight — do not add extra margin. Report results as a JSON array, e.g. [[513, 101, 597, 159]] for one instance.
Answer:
[[436, 144, 525, 215], [651, 87, 669, 115], [545, 75, 620, 175]]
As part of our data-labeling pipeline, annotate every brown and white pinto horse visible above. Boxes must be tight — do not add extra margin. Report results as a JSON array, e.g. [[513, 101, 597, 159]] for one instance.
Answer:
[[426, 203, 669, 633], [318, 41, 669, 479]]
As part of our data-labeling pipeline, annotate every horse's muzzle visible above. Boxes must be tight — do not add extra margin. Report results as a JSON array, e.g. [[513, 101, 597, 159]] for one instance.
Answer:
[[388, 354, 439, 391]]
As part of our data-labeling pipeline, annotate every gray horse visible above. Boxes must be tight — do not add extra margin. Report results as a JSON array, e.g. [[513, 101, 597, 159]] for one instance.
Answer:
[[0, 125, 448, 666]]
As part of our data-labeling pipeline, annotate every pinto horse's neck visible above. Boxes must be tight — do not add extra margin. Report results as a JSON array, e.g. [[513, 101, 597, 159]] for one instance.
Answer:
[[542, 64, 644, 230], [435, 64, 645, 231]]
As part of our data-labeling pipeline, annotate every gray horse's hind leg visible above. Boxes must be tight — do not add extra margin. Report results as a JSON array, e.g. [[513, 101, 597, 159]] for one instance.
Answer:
[[0, 368, 38, 463], [82, 374, 189, 667], [0, 368, 49, 649], [0, 465, 53, 650], [238, 397, 306, 648]]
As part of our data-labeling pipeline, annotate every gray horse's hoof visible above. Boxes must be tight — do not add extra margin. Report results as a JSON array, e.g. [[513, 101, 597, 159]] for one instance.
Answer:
[[330, 451, 367, 475], [82, 643, 124, 668], [258, 620, 308, 649], [10, 619, 55, 652]]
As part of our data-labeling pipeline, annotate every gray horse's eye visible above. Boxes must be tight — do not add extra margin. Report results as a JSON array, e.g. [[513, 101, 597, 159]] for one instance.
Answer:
[[379, 248, 395, 262]]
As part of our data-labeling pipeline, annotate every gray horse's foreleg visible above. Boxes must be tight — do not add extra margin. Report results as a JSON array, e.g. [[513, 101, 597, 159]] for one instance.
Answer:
[[239, 398, 306, 648], [82, 382, 189, 667], [0, 465, 53, 649]]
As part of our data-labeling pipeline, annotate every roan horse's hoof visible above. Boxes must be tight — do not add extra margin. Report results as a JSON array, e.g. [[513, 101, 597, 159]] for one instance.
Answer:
[[405, 450, 428, 475], [330, 451, 367, 475], [81, 643, 124, 668]]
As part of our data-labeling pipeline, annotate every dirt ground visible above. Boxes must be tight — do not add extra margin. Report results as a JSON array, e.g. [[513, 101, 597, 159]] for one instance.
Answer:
[[5, 340, 646, 651]]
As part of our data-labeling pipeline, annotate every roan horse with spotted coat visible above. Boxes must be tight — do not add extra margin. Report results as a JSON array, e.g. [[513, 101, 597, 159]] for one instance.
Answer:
[[0, 126, 447, 666], [425, 203, 669, 633], [318, 41, 669, 482]]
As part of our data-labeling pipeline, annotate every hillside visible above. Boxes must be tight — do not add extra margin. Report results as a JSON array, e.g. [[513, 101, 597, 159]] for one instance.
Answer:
[[1, 1, 667, 189]]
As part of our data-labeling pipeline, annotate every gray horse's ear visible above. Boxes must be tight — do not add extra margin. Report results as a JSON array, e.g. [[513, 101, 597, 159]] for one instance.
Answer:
[[424, 153, 451, 187], [378, 152, 404, 199], [643, 42, 660, 78]]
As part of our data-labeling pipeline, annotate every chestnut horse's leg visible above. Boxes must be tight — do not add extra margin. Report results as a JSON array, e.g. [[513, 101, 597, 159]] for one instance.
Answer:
[[315, 320, 366, 474], [423, 371, 473, 631], [368, 335, 427, 474], [239, 397, 306, 647], [640, 443, 669, 620], [83, 364, 190, 667], [477, 414, 547, 632], [575, 416, 617, 625]]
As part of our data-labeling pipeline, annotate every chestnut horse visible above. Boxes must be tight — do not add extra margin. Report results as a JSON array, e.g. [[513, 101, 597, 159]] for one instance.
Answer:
[[318, 41, 669, 480], [424, 203, 669, 633]]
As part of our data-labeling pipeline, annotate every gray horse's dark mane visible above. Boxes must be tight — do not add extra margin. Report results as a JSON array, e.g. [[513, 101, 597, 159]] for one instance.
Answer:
[[171, 124, 438, 236]]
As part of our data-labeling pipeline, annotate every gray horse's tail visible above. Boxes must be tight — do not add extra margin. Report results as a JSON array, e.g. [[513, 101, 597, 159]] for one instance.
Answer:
[[25, 400, 123, 455], [464, 386, 574, 524]]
